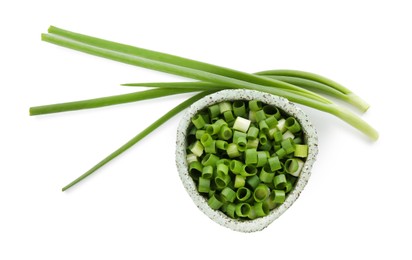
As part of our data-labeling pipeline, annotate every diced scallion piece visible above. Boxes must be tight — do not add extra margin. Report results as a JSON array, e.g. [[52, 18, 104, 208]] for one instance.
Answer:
[[233, 117, 251, 133]]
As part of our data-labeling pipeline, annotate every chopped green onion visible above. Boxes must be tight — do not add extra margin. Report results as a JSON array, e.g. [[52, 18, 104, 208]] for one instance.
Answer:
[[246, 175, 260, 190], [189, 140, 204, 157], [247, 126, 259, 140], [265, 116, 278, 128], [202, 165, 214, 179], [200, 133, 214, 147], [227, 143, 241, 158], [195, 130, 206, 140], [285, 117, 301, 133], [218, 125, 233, 140], [281, 138, 295, 154], [277, 118, 287, 133], [255, 109, 266, 122], [245, 149, 258, 165], [254, 202, 269, 217], [189, 161, 203, 181], [282, 130, 295, 140], [208, 194, 224, 210], [226, 203, 237, 219], [235, 203, 252, 218], [232, 117, 251, 133], [201, 154, 219, 166], [271, 189, 286, 204], [216, 163, 229, 176], [246, 138, 259, 149], [234, 175, 246, 188], [259, 132, 268, 145], [217, 158, 231, 167], [274, 174, 287, 189], [254, 184, 270, 202], [198, 177, 211, 193], [267, 156, 282, 172], [258, 120, 269, 133], [208, 104, 220, 118], [285, 158, 299, 175], [229, 160, 244, 175], [259, 165, 275, 183], [248, 110, 257, 122], [206, 124, 221, 135], [215, 174, 231, 190], [236, 188, 252, 202], [275, 148, 287, 159], [219, 101, 232, 114], [223, 110, 235, 123], [287, 159, 304, 177], [221, 187, 236, 203], [263, 105, 281, 119], [186, 153, 198, 164], [249, 100, 262, 111], [256, 151, 268, 167], [216, 140, 228, 150], [232, 101, 246, 117], [241, 165, 258, 177], [192, 114, 206, 129], [294, 144, 308, 158], [235, 136, 247, 152], [273, 128, 283, 143]]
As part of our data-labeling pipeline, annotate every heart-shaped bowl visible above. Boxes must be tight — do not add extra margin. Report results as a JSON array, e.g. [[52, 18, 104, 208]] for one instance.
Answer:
[[176, 89, 318, 232]]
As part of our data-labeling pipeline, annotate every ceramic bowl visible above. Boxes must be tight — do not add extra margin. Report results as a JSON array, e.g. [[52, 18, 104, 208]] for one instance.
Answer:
[[176, 89, 318, 232]]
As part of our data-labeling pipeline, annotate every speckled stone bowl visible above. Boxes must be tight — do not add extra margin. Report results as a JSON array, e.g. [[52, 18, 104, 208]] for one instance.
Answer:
[[176, 89, 318, 232]]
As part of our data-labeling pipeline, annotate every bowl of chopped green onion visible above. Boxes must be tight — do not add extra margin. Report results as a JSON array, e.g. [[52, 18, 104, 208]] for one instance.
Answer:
[[176, 89, 318, 232]]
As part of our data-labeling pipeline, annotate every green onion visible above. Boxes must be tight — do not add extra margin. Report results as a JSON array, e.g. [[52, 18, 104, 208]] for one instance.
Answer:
[[229, 160, 244, 175], [232, 117, 251, 133], [216, 140, 228, 150], [189, 161, 203, 181], [271, 189, 286, 204], [254, 184, 270, 202], [254, 202, 270, 217], [221, 187, 236, 203], [236, 188, 252, 202], [198, 177, 211, 193], [235, 203, 252, 218], [208, 194, 224, 210], [259, 165, 275, 184], [234, 175, 246, 188], [29, 88, 199, 116], [285, 117, 301, 133], [226, 143, 241, 158], [201, 154, 220, 167], [241, 165, 258, 177], [232, 101, 246, 117], [246, 175, 261, 190], [192, 114, 206, 129], [274, 174, 287, 190], [40, 26, 378, 140], [268, 156, 282, 172], [247, 126, 259, 140], [202, 165, 214, 179], [245, 149, 258, 165], [61, 90, 214, 191], [294, 144, 308, 158], [218, 125, 233, 140], [257, 69, 370, 112]]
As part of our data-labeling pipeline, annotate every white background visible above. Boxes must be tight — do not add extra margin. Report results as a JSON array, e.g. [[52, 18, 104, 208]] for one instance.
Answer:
[[1, 0, 411, 259]]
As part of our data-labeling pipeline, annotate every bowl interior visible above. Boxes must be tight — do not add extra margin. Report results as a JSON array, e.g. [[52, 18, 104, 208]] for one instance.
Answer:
[[176, 89, 318, 232]]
